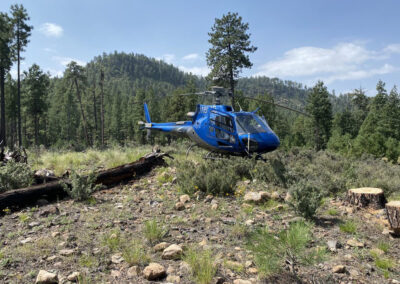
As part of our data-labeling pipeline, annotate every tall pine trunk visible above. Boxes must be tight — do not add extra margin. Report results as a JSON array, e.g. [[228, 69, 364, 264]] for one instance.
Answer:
[[92, 82, 97, 141], [0, 68, 6, 147], [17, 36, 22, 147]]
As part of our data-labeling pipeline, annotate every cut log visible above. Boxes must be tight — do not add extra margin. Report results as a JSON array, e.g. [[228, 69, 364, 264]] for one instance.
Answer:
[[347, 187, 386, 209], [0, 151, 170, 211], [386, 201, 400, 235]]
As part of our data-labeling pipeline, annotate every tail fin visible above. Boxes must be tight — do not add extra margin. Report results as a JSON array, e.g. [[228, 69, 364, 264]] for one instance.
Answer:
[[144, 103, 151, 123]]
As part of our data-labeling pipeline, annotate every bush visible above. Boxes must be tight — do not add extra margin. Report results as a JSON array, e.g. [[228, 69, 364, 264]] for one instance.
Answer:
[[0, 161, 34, 192], [62, 170, 101, 201], [184, 247, 216, 284], [175, 159, 247, 196], [289, 181, 323, 219], [143, 219, 167, 244], [339, 220, 357, 234], [247, 221, 323, 279], [122, 239, 150, 266]]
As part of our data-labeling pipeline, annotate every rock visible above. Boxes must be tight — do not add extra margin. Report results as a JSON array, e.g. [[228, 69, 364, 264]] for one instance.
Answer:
[[40, 206, 60, 217], [35, 169, 55, 177], [211, 203, 218, 210], [199, 238, 208, 246], [205, 195, 213, 202], [327, 240, 338, 251], [175, 202, 185, 211], [271, 191, 281, 200], [233, 280, 252, 284], [248, 267, 258, 274], [245, 260, 253, 268], [35, 270, 58, 284], [154, 242, 170, 252], [59, 249, 75, 256], [245, 219, 254, 226], [166, 275, 181, 283], [46, 255, 58, 261], [110, 270, 121, 278], [332, 265, 346, 273], [346, 239, 364, 248], [28, 221, 40, 228], [21, 237, 33, 244], [143, 263, 166, 280], [111, 253, 124, 264], [179, 194, 190, 204], [284, 192, 292, 202], [349, 269, 359, 277], [51, 232, 60, 238], [162, 244, 183, 260], [179, 261, 191, 274], [127, 266, 139, 277], [67, 272, 80, 282]]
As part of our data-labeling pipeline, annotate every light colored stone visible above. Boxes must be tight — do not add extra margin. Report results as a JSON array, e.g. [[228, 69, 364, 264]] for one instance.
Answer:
[[284, 192, 292, 202], [143, 263, 166, 280], [370, 248, 385, 257], [199, 238, 207, 246], [233, 280, 252, 284], [179, 194, 190, 204], [29, 221, 40, 228], [59, 249, 75, 256], [154, 242, 170, 252], [271, 191, 281, 200], [166, 275, 181, 283], [67, 272, 80, 282], [51, 232, 60, 238], [245, 260, 253, 268], [127, 266, 139, 277], [46, 255, 58, 261], [162, 244, 183, 260], [111, 253, 124, 264], [35, 270, 58, 284], [349, 269, 359, 277], [211, 203, 218, 210], [346, 239, 364, 248], [332, 265, 346, 273], [327, 240, 338, 251], [248, 267, 258, 274], [244, 191, 269, 204], [245, 219, 254, 226], [110, 270, 121, 278], [175, 202, 185, 211], [21, 237, 33, 244]]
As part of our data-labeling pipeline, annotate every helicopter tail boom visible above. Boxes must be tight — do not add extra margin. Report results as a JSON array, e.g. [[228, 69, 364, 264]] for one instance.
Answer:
[[144, 103, 151, 123]]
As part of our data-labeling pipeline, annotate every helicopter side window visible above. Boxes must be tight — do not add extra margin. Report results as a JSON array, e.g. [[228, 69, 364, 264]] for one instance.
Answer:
[[210, 111, 234, 141]]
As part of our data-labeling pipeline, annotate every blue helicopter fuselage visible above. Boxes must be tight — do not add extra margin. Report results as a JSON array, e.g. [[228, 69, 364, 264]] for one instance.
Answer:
[[141, 103, 280, 155]]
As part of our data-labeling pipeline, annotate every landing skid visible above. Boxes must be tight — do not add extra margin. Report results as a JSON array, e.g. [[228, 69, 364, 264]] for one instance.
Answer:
[[203, 151, 231, 160]]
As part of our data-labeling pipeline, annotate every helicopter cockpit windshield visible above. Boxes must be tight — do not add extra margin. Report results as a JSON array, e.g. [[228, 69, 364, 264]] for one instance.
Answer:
[[235, 114, 270, 134]]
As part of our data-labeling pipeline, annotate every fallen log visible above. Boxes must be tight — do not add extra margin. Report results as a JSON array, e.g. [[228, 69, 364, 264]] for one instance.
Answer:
[[347, 187, 386, 209], [386, 201, 400, 235], [0, 151, 170, 211]]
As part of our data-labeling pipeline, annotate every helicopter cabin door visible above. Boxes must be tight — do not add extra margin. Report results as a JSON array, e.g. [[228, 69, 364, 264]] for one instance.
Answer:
[[209, 110, 236, 147]]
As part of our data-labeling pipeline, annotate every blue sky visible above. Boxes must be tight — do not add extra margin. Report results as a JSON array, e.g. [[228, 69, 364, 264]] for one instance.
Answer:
[[1, 0, 400, 96]]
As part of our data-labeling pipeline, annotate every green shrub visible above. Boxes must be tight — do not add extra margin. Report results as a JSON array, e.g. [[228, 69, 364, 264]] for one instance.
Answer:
[[247, 221, 320, 278], [175, 159, 245, 196], [339, 220, 357, 234], [122, 239, 150, 266], [184, 247, 216, 284], [289, 182, 323, 219], [143, 219, 167, 244], [62, 170, 101, 201], [0, 161, 34, 192]]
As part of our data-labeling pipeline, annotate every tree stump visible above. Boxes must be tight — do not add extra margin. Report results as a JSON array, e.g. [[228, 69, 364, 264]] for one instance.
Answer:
[[347, 187, 386, 209], [386, 201, 400, 235]]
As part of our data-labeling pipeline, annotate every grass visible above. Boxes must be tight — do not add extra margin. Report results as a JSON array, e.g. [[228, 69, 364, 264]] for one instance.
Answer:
[[184, 247, 217, 284], [18, 213, 31, 224], [122, 239, 150, 266], [79, 254, 100, 268], [326, 207, 339, 216], [102, 229, 123, 252], [377, 241, 390, 253], [143, 219, 167, 244], [339, 220, 357, 234]]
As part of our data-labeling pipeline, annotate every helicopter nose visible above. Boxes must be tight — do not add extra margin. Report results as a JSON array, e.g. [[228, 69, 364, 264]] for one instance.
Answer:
[[259, 132, 280, 152]]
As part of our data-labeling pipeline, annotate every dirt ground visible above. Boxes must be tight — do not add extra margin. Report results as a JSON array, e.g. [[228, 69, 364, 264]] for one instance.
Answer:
[[0, 166, 399, 284]]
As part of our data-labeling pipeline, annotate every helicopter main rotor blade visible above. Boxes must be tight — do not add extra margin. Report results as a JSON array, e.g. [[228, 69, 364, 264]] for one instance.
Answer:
[[242, 96, 310, 117], [176, 91, 214, 97]]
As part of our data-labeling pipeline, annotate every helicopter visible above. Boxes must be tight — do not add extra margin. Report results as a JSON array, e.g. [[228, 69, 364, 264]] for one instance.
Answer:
[[138, 86, 309, 159]]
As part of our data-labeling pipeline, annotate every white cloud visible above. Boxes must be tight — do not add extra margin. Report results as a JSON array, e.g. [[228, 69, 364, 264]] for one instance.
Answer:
[[52, 56, 86, 67], [156, 54, 175, 64], [39, 23, 63, 38], [182, 53, 199, 60], [255, 42, 399, 83], [384, 44, 400, 54], [178, 66, 209, 77], [44, 47, 56, 53]]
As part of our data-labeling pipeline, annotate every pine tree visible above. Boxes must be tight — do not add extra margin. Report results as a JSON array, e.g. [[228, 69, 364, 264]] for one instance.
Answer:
[[10, 4, 32, 146], [206, 12, 257, 106], [306, 81, 333, 150], [0, 12, 13, 147], [23, 64, 49, 146]]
